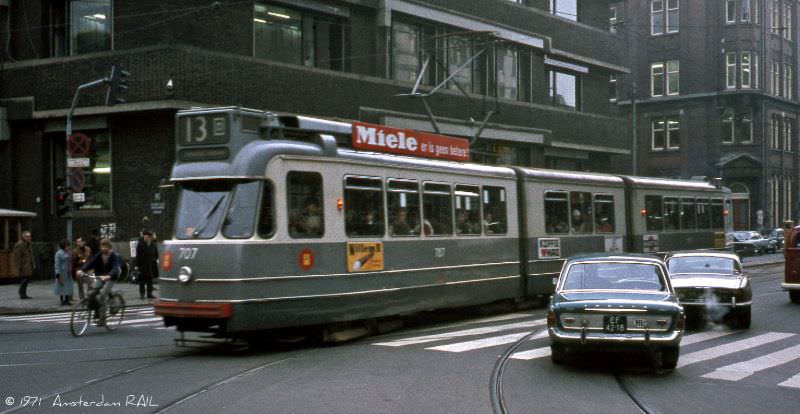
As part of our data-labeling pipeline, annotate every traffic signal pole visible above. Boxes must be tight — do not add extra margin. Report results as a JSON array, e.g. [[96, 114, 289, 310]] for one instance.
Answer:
[[64, 65, 128, 241]]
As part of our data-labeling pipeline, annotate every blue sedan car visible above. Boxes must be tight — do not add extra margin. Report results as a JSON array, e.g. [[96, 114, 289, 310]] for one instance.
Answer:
[[547, 254, 685, 369]]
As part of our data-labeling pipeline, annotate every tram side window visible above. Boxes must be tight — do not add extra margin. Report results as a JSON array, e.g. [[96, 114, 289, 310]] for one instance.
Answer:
[[423, 182, 453, 236], [545, 191, 569, 234], [388, 179, 420, 237], [483, 186, 507, 235], [570, 192, 593, 233], [711, 199, 725, 229], [222, 181, 261, 239], [645, 195, 664, 231], [345, 176, 385, 237], [288, 172, 324, 238], [696, 199, 711, 229], [455, 185, 481, 235], [257, 183, 274, 238], [680, 198, 696, 230], [664, 197, 680, 231], [594, 194, 615, 233]]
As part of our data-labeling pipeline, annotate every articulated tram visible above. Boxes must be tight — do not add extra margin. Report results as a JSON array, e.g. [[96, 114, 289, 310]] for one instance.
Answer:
[[154, 106, 732, 337]]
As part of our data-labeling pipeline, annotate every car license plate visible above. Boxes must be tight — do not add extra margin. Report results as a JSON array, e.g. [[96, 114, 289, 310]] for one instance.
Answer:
[[604, 315, 627, 333]]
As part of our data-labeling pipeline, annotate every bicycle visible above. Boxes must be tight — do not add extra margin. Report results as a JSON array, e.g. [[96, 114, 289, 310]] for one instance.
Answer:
[[70, 273, 126, 337]]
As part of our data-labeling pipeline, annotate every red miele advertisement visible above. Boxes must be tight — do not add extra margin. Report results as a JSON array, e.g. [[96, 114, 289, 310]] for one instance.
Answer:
[[351, 122, 470, 161]]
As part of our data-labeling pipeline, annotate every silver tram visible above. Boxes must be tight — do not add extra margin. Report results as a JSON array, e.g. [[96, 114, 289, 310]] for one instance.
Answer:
[[154, 106, 732, 337]]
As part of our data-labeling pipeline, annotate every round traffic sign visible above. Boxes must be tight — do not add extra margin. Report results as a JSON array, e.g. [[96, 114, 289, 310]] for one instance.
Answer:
[[67, 132, 92, 156], [70, 168, 86, 193]]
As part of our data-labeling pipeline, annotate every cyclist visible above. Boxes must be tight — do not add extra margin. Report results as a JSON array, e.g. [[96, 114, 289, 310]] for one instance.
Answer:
[[76, 238, 122, 326]]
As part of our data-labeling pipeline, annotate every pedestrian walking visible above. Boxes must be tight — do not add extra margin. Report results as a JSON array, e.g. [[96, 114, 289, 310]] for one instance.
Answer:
[[135, 230, 159, 299], [13, 230, 35, 299], [54, 239, 74, 305], [72, 236, 92, 300]]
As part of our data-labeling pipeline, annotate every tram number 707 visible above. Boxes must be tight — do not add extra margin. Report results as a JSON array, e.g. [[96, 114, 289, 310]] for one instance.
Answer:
[[178, 247, 198, 260]]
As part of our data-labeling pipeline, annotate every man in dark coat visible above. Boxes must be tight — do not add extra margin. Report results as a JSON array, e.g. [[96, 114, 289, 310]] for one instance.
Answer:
[[135, 230, 159, 300], [13, 230, 35, 299]]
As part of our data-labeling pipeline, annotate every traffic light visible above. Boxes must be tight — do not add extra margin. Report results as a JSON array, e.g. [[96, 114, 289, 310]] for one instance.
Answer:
[[56, 186, 70, 217], [105, 65, 130, 106]]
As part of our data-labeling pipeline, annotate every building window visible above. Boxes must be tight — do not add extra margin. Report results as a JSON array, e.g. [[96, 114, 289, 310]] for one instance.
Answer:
[[772, 115, 781, 149], [785, 119, 793, 151], [741, 113, 754, 143], [391, 20, 433, 85], [742, 0, 752, 22], [722, 109, 735, 144], [771, 176, 779, 225], [726, 53, 737, 88], [741, 52, 752, 88], [772, 61, 781, 96], [772, 0, 780, 34], [651, 0, 665, 35], [549, 69, 579, 110], [49, 0, 112, 56], [610, 6, 618, 33], [726, 0, 737, 23], [446, 34, 475, 93], [667, 0, 680, 32], [254, 2, 348, 71], [651, 63, 665, 96], [609, 74, 618, 101], [652, 116, 680, 150], [753, 53, 760, 88], [785, 64, 793, 100], [551, 0, 578, 21], [784, 2, 793, 40], [667, 60, 680, 95], [496, 46, 519, 100]]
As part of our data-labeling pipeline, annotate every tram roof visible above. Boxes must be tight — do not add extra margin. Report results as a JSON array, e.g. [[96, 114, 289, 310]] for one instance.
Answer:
[[516, 167, 624, 185], [336, 148, 517, 178], [621, 175, 725, 191], [0, 208, 36, 218]]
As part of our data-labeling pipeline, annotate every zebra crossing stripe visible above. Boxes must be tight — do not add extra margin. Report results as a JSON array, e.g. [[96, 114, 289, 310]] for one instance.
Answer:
[[677, 332, 796, 368], [778, 372, 800, 389], [679, 329, 737, 346], [372, 319, 546, 347], [426, 330, 548, 353], [701, 344, 800, 381]]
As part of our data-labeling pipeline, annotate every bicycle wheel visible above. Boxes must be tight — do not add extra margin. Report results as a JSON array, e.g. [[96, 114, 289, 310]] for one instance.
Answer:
[[70, 300, 91, 337], [105, 293, 126, 331]]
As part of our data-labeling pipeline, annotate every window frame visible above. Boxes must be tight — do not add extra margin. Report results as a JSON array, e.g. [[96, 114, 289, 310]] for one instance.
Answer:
[[344, 175, 385, 238], [651, 62, 665, 97], [726, 52, 738, 89], [722, 109, 735, 144]]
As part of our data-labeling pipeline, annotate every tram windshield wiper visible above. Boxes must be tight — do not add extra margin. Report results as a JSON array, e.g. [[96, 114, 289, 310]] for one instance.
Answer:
[[191, 194, 227, 238]]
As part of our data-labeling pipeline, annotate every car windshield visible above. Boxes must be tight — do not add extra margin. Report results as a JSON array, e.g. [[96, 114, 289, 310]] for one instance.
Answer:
[[562, 262, 665, 291], [733, 232, 754, 241], [668, 256, 737, 275]]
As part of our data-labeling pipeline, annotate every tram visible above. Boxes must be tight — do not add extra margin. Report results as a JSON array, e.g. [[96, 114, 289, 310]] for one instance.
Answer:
[[154, 106, 732, 337]]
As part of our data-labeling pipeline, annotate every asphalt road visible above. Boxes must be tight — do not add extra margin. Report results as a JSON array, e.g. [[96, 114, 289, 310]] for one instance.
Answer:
[[0, 255, 797, 414]]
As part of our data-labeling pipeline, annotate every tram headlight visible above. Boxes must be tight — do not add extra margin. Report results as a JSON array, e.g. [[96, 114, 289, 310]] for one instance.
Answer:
[[178, 266, 193, 283]]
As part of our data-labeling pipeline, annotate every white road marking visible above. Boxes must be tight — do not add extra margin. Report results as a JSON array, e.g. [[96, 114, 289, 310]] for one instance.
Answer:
[[701, 344, 800, 381], [427, 330, 548, 353], [778, 372, 800, 389], [677, 332, 796, 368], [680, 329, 738, 346], [372, 319, 546, 347]]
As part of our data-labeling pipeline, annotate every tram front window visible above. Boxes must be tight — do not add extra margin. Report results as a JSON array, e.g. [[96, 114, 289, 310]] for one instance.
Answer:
[[175, 181, 232, 239]]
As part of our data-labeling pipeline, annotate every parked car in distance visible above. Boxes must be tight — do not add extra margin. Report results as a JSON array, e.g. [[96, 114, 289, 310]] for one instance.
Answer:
[[547, 254, 685, 369], [765, 228, 785, 251], [730, 231, 773, 256], [665, 252, 752, 329]]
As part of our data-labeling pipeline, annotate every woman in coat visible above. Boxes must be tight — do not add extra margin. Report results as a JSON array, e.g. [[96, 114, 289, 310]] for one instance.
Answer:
[[54, 239, 73, 305]]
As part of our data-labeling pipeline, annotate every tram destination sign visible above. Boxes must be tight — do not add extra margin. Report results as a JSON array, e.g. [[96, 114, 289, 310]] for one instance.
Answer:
[[352, 122, 470, 161], [178, 114, 230, 146]]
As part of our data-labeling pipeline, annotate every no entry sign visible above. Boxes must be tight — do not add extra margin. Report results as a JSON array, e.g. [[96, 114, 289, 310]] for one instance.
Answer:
[[67, 132, 92, 156]]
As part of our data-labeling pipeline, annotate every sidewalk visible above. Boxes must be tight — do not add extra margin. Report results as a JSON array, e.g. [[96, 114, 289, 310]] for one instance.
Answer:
[[0, 279, 156, 315]]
